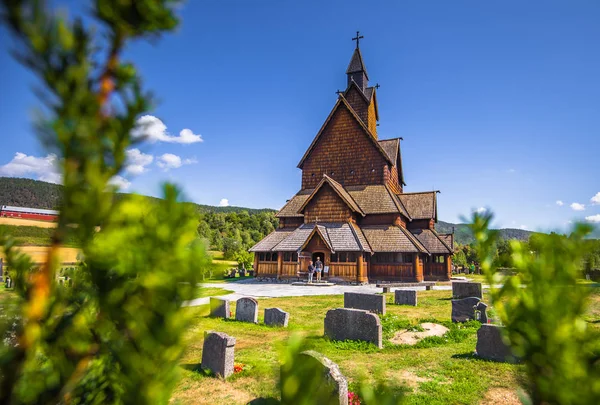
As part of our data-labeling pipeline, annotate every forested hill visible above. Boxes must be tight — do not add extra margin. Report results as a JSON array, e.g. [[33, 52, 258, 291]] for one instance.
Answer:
[[0, 177, 275, 214], [435, 220, 535, 245]]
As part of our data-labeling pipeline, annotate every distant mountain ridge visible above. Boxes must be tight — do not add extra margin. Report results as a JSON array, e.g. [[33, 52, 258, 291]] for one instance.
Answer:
[[0, 177, 538, 243]]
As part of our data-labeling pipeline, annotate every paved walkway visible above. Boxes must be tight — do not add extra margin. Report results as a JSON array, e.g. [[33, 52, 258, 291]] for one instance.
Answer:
[[184, 279, 454, 307]]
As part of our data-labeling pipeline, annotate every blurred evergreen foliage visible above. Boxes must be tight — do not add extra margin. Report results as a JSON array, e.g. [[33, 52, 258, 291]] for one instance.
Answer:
[[471, 212, 600, 404], [0, 1, 209, 404]]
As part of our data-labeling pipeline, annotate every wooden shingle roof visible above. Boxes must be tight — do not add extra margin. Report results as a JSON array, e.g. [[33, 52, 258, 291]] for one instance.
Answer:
[[275, 189, 312, 218], [298, 175, 365, 216], [361, 225, 417, 253], [410, 229, 452, 254], [378, 138, 399, 163], [249, 228, 295, 252], [346, 48, 369, 78], [398, 191, 438, 220]]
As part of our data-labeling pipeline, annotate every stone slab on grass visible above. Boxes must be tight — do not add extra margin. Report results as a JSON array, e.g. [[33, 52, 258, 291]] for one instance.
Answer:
[[452, 282, 483, 299], [324, 308, 382, 349], [201, 331, 236, 378], [390, 322, 449, 346], [344, 292, 386, 314], [235, 297, 258, 323], [476, 324, 516, 363], [395, 290, 417, 306], [210, 297, 230, 319], [264, 307, 289, 327]]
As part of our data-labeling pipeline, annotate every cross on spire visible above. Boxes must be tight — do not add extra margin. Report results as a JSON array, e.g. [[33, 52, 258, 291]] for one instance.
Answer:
[[375, 83, 380, 89], [352, 31, 364, 49]]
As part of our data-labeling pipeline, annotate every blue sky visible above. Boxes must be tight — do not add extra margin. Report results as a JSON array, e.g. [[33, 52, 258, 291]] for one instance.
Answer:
[[0, 0, 599, 231]]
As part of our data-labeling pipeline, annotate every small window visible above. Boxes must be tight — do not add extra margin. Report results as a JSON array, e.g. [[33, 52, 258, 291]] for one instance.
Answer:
[[331, 253, 338, 263], [259, 253, 265, 261], [347, 252, 356, 262], [311, 173, 315, 177], [292, 252, 298, 262], [350, 170, 354, 174], [283, 252, 291, 262]]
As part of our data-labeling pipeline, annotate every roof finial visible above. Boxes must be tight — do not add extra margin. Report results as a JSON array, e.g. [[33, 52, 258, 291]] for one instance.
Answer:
[[352, 31, 364, 49]]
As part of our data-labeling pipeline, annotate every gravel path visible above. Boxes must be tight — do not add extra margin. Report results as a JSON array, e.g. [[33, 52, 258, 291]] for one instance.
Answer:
[[184, 279, 454, 307]]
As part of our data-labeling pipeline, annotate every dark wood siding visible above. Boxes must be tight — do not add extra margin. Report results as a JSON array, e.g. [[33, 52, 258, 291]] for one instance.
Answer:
[[303, 183, 354, 223]]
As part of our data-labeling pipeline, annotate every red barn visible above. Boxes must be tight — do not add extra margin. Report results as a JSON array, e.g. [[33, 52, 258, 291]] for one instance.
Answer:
[[0, 205, 59, 222]]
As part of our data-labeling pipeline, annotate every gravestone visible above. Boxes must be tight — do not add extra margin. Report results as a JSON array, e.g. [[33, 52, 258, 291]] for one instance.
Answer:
[[235, 297, 258, 323], [210, 297, 230, 319], [476, 324, 516, 363], [201, 331, 236, 377], [395, 290, 417, 306], [264, 307, 289, 327], [281, 350, 348, 405], [451, 297, 488, 322], [475, 302, 488, 324], [344, 292, 386, 314], [324, 308, 382, 349], [452, 282, 483, 299]]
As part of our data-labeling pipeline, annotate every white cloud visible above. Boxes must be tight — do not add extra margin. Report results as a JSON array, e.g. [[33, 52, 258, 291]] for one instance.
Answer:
[[125, 148, 153, 175], [218, 198, 229, 207], [556, 200, 564, 206], [475, 207, 487, 214], [585, 214, 600, 223], [570, 202, 585, 211], [109, 175, 131, 191], [591, 192, 600, 205], [519, 225, 528, 230], [157, 153, 197, 171], [0, 152, 62, 184], [133, 115, 203, 144]]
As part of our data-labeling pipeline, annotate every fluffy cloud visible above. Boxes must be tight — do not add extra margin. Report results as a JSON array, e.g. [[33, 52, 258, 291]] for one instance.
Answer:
[[556, 200, 564, 206], [519, 225, 528, 230], [475, 207, 487, 214], [157, 153, 197, 171], [125, 148, 153, 175], [108, 175, 131, 191], [585, 214, 600, 223], [219, 198, 229, 207], [591, 192, 600, 205], [570, 202, 585, 211], [0, 152, 62, 184], [133, 115, 203, 144]]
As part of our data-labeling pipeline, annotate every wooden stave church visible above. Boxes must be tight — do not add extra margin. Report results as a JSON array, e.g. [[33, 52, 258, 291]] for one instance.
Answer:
[[250, 37, 453, 283]]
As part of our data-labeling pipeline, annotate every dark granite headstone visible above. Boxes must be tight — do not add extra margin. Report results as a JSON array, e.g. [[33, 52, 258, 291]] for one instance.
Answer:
[[264, 307, 289, 327], [343, 292, 386, 314], [476, 324, 516, 362], [210, 297, 230, 319], [475, 302, 488, 324], [235, 297, 258, 323], [324, 308, 382, 349], [395, 290, 417, 306], [451, 297, 482, 322], [452, 282, 483, 299], [280, 350, 348, 405], [201, 331, 236, 377]]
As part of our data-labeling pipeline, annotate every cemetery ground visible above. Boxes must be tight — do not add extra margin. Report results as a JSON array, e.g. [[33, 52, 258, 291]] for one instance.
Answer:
[[172, 288, 600, 405]]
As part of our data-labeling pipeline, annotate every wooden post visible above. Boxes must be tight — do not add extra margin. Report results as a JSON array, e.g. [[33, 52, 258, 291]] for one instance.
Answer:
[[357, 254, 367, 283], [445, 255, 452, 281], [277, 252, 283, 279], [253, 253, 259, 277], [414, 254, 424, 282]]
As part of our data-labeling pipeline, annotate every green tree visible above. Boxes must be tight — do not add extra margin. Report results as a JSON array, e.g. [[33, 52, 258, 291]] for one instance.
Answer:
[[0, 1, 207, 403], [471, 212, 600, 405]]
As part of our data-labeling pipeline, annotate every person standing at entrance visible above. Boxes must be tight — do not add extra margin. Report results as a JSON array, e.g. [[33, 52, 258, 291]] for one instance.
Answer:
[[307, 260, 315, 283], [315, 257, 323, 282]]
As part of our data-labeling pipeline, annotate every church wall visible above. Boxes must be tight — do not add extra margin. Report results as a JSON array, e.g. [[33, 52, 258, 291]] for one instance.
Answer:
[[278, 217, 303, 228], [407, 219, 436, 230], [385, 165, 403, 194], [359, 213, 406, 228], [301, 106, 388, 189], [303, 184, 354, 223], [344, 86, 369, 125], [367, 98, 378, 137]]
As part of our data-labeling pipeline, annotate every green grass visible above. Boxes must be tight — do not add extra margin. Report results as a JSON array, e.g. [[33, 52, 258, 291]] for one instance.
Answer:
[[193, 287, 233, 299], [171, 289, 536, 405], [0, 225, 80, 247]]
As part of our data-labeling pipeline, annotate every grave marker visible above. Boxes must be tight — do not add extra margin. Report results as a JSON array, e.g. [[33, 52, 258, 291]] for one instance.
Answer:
[[344, 292, 386, 314], [324, 308, 382, 349], [201, 331, 236, 377], [476, 324, 516, 363], [264, 307, 289, 327], [235, 297, 258, 323], [210, 297, 230, 319], [452, 282, 483, 299], [395, 290, 417, 306]]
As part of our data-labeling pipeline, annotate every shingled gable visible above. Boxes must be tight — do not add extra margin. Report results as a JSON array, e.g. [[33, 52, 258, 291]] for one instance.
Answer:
[[297, 96, 393, 169], [299, 225, 334, 252], [344, 80, 380, 124], [298, 174, 364, 216], [378, 138, 406, 186], [398, 191, 438, 221], [346, 47, 369, 78]]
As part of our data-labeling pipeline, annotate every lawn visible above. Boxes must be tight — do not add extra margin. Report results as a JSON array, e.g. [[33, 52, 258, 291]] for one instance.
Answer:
[[171, 289, 535, 405]]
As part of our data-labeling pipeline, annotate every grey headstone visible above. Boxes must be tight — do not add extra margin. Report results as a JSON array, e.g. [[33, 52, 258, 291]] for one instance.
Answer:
[[201, 331, 236, 377], [210, 297, 230, 319], [235, 297, 258, 323], [280, 350, 348, 405], [452, 282, 483, 299], [264, 307, 289, 327], [344, 292, 386, 314], [324, 308, 382, 349], [476, 324, 516, 363], [476, 302, 488, 324], [395, 290, 417, 306], [451, 297, 482, 322]]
